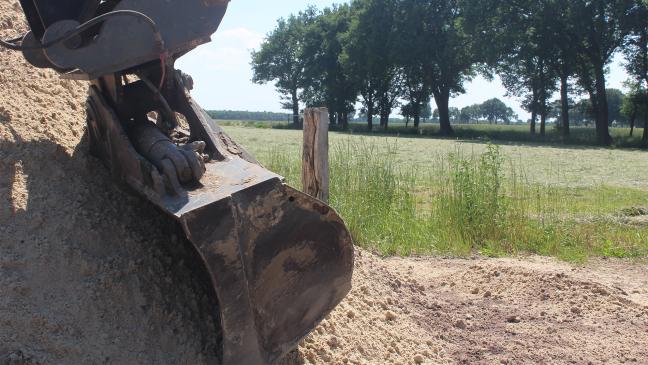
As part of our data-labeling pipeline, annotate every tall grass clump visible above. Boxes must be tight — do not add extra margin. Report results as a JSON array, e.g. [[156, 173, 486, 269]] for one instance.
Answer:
[[444, 145, 509, 242], [263, 139, 427, 255], [430, 145, 523, 254], [328, 140, 428, 255]]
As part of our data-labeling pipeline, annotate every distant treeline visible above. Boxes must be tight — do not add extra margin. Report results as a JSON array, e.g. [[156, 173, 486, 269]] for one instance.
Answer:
[[207, 110, 292, 122], [251, 0, 648, 146]]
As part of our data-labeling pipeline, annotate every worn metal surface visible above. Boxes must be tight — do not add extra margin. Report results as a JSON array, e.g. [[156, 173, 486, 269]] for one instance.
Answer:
[[42, 0, 227, 78], [19, 0, 93, 38]]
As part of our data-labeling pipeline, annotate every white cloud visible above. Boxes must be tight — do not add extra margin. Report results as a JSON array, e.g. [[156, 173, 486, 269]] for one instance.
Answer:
[[214, 27, 264, 50], [178, 27, 263, 72]]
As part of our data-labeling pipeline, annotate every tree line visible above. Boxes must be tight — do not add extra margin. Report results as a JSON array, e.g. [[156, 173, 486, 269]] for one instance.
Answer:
[[251, 0, 648, 146], [207, 110, 292, 122]]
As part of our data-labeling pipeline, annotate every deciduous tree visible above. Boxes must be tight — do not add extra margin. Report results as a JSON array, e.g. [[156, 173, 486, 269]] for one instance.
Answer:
[[251, 10, 315, 125]]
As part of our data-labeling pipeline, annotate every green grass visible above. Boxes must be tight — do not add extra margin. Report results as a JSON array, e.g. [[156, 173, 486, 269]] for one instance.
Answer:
[[224, 125, 648, 261], [339, 123, 647, 149]]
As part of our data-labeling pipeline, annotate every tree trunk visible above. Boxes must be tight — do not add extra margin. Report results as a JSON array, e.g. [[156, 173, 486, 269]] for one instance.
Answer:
[[593, 64, 612, 145], [538, 74, 547, 138], [367, 101, 374, 131], [382, 109, 390, 130], [560, 74, 570, 139], [379, 94, 391, 130], [434, 90, 453, 135], [530, 87, 538, 135], [405, 117, 410, 128], [643, 115, 648, 148], [342, 111, 349, 130], [644, 94, 648, 147], [413, 101, 421, 129], [291, 88, 300, 126], [630, 108, 637, 137]]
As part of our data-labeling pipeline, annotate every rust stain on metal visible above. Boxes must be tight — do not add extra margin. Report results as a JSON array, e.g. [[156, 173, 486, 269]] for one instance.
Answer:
[[312, 202, 330, 216]]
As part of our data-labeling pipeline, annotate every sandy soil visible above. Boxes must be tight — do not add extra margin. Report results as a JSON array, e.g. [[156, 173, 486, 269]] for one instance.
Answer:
[[279, 252, 648, 365], [2, 2, 648, 364]]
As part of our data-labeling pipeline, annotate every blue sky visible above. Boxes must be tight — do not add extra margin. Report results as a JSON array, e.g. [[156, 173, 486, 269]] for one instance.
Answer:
[[176, 0, 630, 120]]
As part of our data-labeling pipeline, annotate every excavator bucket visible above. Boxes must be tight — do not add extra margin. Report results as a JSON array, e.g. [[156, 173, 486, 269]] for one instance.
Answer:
[[84, 71, 355, 365], [9, 0, 355, 364]]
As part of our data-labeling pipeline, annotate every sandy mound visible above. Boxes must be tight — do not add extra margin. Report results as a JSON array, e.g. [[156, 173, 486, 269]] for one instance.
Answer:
[[2, 2, 648, 364], [1, 2, 219, 363]]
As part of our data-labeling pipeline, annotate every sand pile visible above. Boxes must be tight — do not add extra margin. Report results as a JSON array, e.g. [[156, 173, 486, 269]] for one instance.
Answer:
[[1, 2, 219, 363], [2, 1, 648, 364]]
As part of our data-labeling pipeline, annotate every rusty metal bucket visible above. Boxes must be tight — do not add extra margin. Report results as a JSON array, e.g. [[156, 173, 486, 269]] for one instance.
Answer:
[[86, 80, 354, 364]]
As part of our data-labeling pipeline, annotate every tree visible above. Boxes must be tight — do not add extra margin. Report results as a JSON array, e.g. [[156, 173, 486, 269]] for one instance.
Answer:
[[420, 102, 432, 122], [606, 88, 627, 126], [302, 5, 357, 129], [448, 107, 461, 123], [542, 0, 579, 139], [465, 0, 558, 137], [394, 1, 432, 129], [571, 99, 595, 126], [480, 98, 517, 125], [566, 0, 637, 145], [401, 97, 431, 127], [459, 104, 481, 124], [251, 10, 315, 125], [341, 0, 400, 130], [621, 83, 648, 137], [623, 1, 648, 145], [398, 65, 429, 128], [401, 103, 414, 127], [401, 0, 478, 135]]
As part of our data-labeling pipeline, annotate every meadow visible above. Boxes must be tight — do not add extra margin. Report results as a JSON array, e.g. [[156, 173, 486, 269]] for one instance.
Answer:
[[223, 124, 648, 261]]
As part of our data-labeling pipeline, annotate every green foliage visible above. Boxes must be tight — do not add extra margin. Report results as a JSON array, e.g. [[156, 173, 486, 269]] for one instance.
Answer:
[[207, 110, 291, 122], [479, 98, 517, 124], [464, 0, 640, 144], [607, 88, 627, 124], [438, 145, 510, 247], [251, 0, 648, 145], [251, 10, 316, 122], [623, 5, 648, 87], [301, 4, 357, 127], [621, 84, 648, 124], [341, 0, 401, 128]]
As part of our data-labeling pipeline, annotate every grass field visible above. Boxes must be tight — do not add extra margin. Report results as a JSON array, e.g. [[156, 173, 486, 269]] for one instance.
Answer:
[[223, 125, 648, 261]]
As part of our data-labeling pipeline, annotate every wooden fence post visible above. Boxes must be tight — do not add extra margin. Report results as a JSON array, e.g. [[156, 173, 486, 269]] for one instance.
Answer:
[[302, 108, 329, 203]]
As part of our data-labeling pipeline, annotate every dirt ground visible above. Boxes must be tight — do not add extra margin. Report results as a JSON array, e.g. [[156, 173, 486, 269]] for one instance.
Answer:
[[2, 2, 648, 364], [289, 252, 648, 365]]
